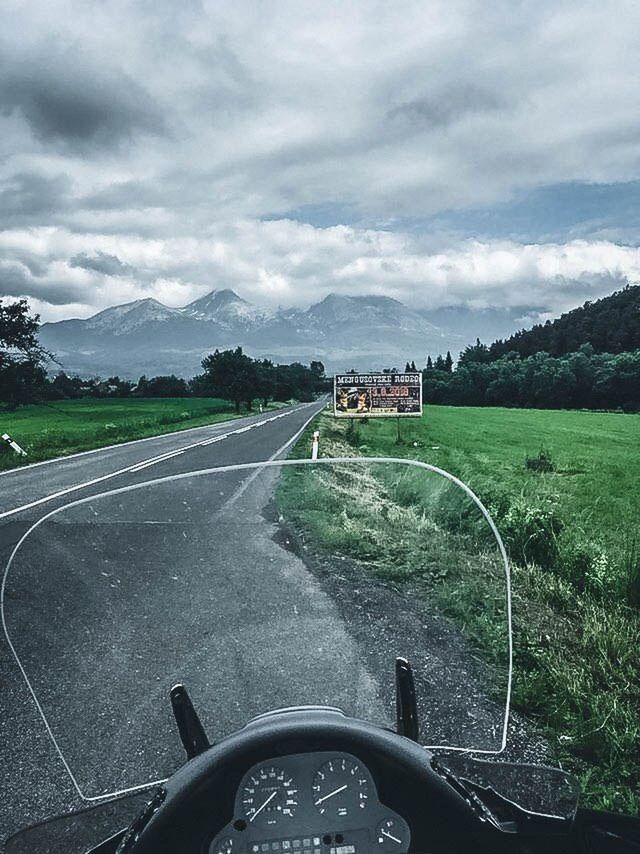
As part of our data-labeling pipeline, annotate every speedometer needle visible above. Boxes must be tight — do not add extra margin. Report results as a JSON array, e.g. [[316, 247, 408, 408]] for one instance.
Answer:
[[314, 784, 348, 805], [382, 830, 402, 845], [250, 790, 277, 822]]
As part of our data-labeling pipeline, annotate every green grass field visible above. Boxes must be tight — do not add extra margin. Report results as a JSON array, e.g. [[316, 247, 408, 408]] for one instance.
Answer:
[[283, 405, 640, 814], [0, 397, 280, 471]]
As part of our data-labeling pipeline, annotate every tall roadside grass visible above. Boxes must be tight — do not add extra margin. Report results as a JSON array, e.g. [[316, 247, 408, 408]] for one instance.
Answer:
[[282, 411, 640, 815], [278, 433, 511, 740]]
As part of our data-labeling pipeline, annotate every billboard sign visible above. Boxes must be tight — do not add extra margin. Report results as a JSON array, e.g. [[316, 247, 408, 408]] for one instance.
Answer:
[[333, 373, 423, 418]]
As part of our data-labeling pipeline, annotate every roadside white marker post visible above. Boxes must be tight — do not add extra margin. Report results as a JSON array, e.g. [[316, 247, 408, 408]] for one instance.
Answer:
[[311, 430, 320, 460], [2, 433, 27, 457]]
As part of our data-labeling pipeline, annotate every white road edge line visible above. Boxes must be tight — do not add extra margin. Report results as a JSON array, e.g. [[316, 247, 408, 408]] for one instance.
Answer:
[[222, 406, 321, 509], [0, 401, 324, 803], [0, 403, 315, 520], [0, 405, 294, 478], [1, 449, 511, 805]]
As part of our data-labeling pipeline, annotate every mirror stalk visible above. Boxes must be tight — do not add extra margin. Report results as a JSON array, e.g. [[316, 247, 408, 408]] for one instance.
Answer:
[[395, 657, 419, 742], [170, 684, 211, 759]]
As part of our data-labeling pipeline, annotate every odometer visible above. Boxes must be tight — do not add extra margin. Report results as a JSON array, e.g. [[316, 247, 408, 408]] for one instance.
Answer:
[[242, 765, 298, 825], [312, 757, 370, 817]]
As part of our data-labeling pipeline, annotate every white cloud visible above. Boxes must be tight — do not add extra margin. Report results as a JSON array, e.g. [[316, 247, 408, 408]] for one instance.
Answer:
[[1, 222, 637, 320], [2, 2, 640, 217], [0, 1, 639, 319]]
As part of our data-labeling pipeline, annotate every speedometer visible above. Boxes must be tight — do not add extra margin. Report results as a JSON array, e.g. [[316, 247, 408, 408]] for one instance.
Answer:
[[241, 765, 298, 825], [312, 757, 370, 817]]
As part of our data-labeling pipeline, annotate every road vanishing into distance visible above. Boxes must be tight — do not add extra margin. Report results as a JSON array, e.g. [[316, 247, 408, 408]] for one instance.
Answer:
[[0, 398, 540, 847], [0, 401, 329, 841]]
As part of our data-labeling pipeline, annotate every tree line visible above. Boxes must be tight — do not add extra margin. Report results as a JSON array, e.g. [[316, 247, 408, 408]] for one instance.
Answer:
[[5, 294, 639, 413], [193, 348, 328, 410], [423, 344, 640, 411], [41, 349, 328, 410], [1, 300, 328, 409]]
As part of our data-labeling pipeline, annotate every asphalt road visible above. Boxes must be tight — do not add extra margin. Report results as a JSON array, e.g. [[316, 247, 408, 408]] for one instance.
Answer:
[[0, 401, 331, 840], [0, 398, 544, 847], [0, 402, 323, 521]]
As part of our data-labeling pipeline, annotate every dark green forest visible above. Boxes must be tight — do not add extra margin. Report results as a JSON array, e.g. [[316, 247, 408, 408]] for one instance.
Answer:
[[424, 347, 640, 410], [44, 349, 329, 410], [485, 284, 640, 360], [426, 285, 640, 411]]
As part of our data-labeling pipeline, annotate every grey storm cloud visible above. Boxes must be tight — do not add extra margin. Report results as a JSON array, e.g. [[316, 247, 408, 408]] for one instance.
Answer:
[[68, 251, 134, 277], [0, 1, 639, 321], [0, 260, 84, 304], [0, 45, 165, 151], [386, 83, 511, 131], [81, 179, 167, 213], [0, 172, 72, 225]]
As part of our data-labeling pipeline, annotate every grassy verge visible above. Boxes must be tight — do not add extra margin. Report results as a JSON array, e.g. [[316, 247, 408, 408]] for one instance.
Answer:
[[0, 397, 285, 471], [281, 406, 640, 814]]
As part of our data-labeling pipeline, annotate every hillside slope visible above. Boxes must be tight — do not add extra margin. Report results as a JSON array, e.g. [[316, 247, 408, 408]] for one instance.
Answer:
[[487, 285, 640, 360]]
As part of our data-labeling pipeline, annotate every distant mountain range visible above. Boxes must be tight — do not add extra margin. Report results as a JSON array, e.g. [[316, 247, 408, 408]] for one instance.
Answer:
[[39, 290, 528, 378]]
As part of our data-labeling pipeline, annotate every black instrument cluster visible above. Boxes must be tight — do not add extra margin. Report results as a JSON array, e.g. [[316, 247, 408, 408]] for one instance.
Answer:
[[208, 751, 411, 854]]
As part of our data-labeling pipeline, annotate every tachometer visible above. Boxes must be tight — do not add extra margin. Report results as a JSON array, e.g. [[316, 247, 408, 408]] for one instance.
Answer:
[[242, 765, 298, 825], [312, 757, 370, 817]]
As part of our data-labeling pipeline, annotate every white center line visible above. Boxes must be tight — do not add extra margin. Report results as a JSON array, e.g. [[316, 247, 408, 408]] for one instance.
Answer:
[[0, 404, 317, 520], [128, 449, 186, 472]]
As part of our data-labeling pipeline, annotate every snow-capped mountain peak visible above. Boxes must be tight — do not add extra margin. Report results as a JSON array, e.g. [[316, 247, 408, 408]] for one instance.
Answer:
[[182, 289, 268, 326], [39, 289, 467, 378], [86, 298, 181, 334]]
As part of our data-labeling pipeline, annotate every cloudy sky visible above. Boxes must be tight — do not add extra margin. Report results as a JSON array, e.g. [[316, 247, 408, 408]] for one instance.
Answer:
[[1, 0, 640, 322]]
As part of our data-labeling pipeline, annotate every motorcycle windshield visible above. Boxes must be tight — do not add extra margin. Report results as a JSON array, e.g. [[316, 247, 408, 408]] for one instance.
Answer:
[[3, 458, 513, 800]]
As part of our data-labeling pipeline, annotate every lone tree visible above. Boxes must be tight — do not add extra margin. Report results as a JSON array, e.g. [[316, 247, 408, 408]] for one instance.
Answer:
[[200, 346, 258, 412], [256, 358, 276, 408], [309, 360, 325, 379], [0, 298, 51, 408]]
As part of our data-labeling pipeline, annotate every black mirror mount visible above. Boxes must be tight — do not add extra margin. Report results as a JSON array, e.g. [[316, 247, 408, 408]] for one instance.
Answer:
[[395, 656, 419, 742], [170, 683, 211, 759]]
